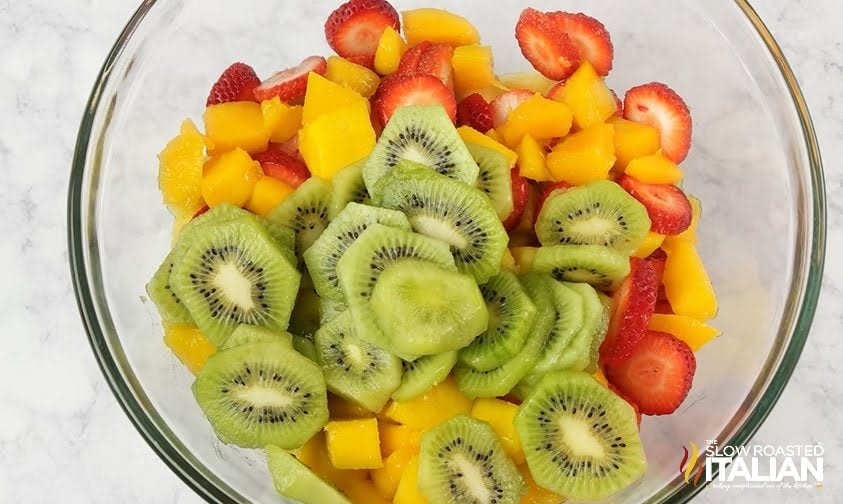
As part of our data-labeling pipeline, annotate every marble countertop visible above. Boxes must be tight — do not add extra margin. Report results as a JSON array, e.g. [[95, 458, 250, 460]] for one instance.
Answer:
[[1, 0, 840, 502]]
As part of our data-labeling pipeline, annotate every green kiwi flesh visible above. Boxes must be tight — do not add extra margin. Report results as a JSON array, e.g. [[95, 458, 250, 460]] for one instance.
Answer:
[[268, 176, 333, 258], [293, 335, 319, 363], [556, 282, 605, 372], [532, 244, 630, 291], [266, 445, 351, 504], [221, 324, 293, 350], [147, 248, 194, 325], [392, 351, 459, 402], [320, 298, 347, 325], [467, 143, 514, 220], [329, 159, 371, 219], [533, 281, 584, 374]]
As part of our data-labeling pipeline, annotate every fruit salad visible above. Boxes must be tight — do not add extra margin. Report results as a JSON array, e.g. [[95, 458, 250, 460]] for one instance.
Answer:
[[149, 1, 719, 502]]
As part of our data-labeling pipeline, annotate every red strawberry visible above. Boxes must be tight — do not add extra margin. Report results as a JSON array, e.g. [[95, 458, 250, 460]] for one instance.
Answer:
[[550, 12, 614, 76], [646, 249, 667, 285], [599, 258, 658, 365], [624, 83, 692, 163], [418, 43, 455, 90], [254, 56, 327, 103], [206, 62, 260, 106], [490, 89, 534, 127], [456, 93, 494, 132], [515, 8, 581, 81], [268, 135, 302, 160], [373, 74, 457, 125], [502, 168, 530, 231], [325, 0, 399, 69], [618, 175, 692, 235], [611, 89, 623, 114], [396, 42, 431, 75], [654, 299, 674, 315], [252, 150, 311, 188], [604, 330, 696, 416]]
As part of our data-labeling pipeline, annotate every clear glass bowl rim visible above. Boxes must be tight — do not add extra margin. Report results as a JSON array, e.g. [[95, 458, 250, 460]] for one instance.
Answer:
[[67, 1, 827, 502]]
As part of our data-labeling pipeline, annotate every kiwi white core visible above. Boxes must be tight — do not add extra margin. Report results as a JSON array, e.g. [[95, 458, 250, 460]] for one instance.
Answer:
[[453, 453, 491, 502], [410, 215, 468, 249], [214, 263, 254, 310], [559, 416, 605, 459], [570, 216, 616, 238], [236, 386, 292, 408], [402, 145, 435, 166]]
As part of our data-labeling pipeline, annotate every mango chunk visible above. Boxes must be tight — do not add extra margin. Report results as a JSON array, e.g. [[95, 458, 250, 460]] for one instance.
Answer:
[[470, 398, 525, 465], [303, 73, 369, 125], [338, 478, 390, 504], [163, 324, 216, 374], [299, 101, 376, 180], [158, 119, 209, 218], [374, 26, 408, 76], [607, 116, 661, 170], [384, 376, 473, 430], [546, 123, 615, 185], [325, 56, 381, 99], [245, 176, 295, 217], [497, 94, 573, 147], [665, 196, 702, 245], [294, 432, 369, 486], [497, 71, 556, 94], [261, 98, 303, 144], [452, 45, 495, 98], [558, 62, 618, 129], [661, 239, 717, 321], [329, 393, 376, 420], [324, 418, 384, 470], [203, 101, 269, 155], [378, 423, 421, 457], [516, 135, 552, 182], [201, 148, 263, 208], [632, 231, 666, 259], [371, 447, 416, 499], [392, 456, 428, 504], [402, 8, 480, 47], [625, 151, 683, 184], [649, 313, 721, 351], [457, 126, 518, 167]]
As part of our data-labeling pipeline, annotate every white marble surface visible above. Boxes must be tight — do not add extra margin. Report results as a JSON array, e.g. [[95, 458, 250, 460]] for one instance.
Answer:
[[0, 0, 841, 502]]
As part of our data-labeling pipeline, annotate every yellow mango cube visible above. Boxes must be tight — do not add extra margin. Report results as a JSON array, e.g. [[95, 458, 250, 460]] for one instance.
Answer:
[[163, 324, 216, 375], [470, 398, 525, 465], [665, 196, 702, 245], [457, 126, 518, 167], [337, 478, 390, 504], [384, 376, 473, 430], [261, 97, 303, 144], [558, 62, 618, 130], [303, 72, 368, 125], [299, 101, 376, 180], [519, 464, 563, 504], [452, 45, 495, 98], [158, 119, 209, 219], [324, 418, 384, 469], [245, 176, 295, 217], [325, 56, 381, 98], [371, 447, 416, 499], [378, 423, 421, 457], [392, 456, 428, 504], [649, 313, 721, 351], [632, 231, 666, 259], [497, 71, 556, 94], [329, 393, 376, 420], [516, 135, 552, 182], [608, 116, 661, 170], [374, 26, 408, 76], [497, 94, 573, 147], [201, 148, 263, 208], [661, 239, 718, 321], [204, 101, 270, 155], [546, 123, 616, 185], [626, 151, 684, 184], [294, 432, 369, 485], [402, 8, 480, 47]]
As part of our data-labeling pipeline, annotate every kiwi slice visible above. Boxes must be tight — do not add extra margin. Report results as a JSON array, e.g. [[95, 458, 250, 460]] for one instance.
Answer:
[[373, 162, 508, 283], [392, 351, 459, 402], [288, 282, 322, 340], [196, 204, 297, 262], [467, 143, 514, 221], [221, 324, 293, 350], [418, 415, 525, 504], [147, 250, 194, 325], [314, 311, 402, 412], [192, 341, 328, 449], [584, 292, 613, 373], [320, 298, 347, 325], [363, 105, 479, 194], [532, 245, 630, 290], [266, 445, 351, 504], [268, 177, 333, 258], [329, 159, 371, 219], [459, 271, 537, 371], [515, 371, 647, 500], [304, 203, 411, 302], [170, 217, 301, 346], [555, 282, 605, 372], [533, 281, 584, 374], [293, 335, 318, 362], [535, 180, 650, 254]]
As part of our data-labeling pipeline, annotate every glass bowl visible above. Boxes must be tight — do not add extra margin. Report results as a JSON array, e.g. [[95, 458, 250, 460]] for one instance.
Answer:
[[68, 0, 826, 502]]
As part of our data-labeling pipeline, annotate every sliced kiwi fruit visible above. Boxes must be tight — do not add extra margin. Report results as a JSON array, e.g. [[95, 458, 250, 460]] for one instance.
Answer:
[[392, 351, 459, 402], [221, 324, 293, 350], [268, 176, 333, 258], [535, 180, 650, 254], [320, 298, 347, 325], [556, 282, 605, 372], [266, 445, 351, 504], [459, 271, 537, 371], [192, 341, 328, 449], [147, 249, 194, 325], [584, 292, 613, 373], [329, 159, 371, 219], [169, 217, 301, 346], [418, 415, 525, 504], [363, 105, 479, 194], [195, 203, 297, 263], [532, 244, 630, 291], [304, 202, 411, 302], [314, 311, 402, 413], [533, 281, 585, 374], [467, 143, 514, 221], [293, 335, 319, 362], [373, 162, 508, 283], [288, 282, 322, 340], [515, 371, 647, 501]]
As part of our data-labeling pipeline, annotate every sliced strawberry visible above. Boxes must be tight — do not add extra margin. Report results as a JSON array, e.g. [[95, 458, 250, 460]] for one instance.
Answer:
[[654, 299, 674, 315], [490, 89, 534, 127], [373, 74, 456, 125], [608, 383, 642, 427], [611, 89, 623, 114], [515, 8, 581, 81], [395, 42, 431, 76], [456, 93, 494, 132], [624, 83, 692, 163], [252, 150, 311, 188], [254, 56, 327, 103], [550, 12, 614, 76], [646, 249, 667, 285], [599, 258, 658, 365], [418, 43, 455, 90], [206, 62, 260, 106], [502, 168, 530, 231], [604, 331, 696, 416], [618, 175, 692, 235], [325, 0, 399, 69], [268, 135, 302, 160]]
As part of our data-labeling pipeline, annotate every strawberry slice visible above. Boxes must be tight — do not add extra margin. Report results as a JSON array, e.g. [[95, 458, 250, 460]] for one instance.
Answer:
[[206, 62, 260, 106], [325, 0, 400, 69], [268, 135, 303, 160], [646, 249, 667, 285], [396, 42, 431, 76], [490, 89, 534, 127], [373, 74, 457, 125], [252, 150, 311, 188], [624, 83, 692, 163], [456, 93, 494, 132], [418, 43, 455, 90], [604, 330, 697, 415], [654, 299, 674, 315], [254, 56, 327, 103], [611, 89, 623, 114], [515, 8, 581, 81], [502, 168, 530, 231], [550, 12, 614, 77], [618, 175, 692, 235], [599, 258, 658, 365]]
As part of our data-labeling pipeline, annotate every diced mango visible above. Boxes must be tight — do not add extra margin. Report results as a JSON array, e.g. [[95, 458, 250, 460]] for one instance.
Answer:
[[546, 123, 615, 185], [519, 464, 563, 504], [470, 398, 525, 465], [385, 376, 473, 430], [516, 135, 552, 182], [626, 151, 683, 184], [485, 128, 505, 143], [497, 71, 557, 95], [402, 8, 480, 47], [329, 394, 376, 420], [666, 196, 702, 245], [303, 73, 369, 125], [295, 432, 369, 485], [204, 101, 269, 155], [158, 119, 209, 218], [607, 116, 661, 170], [338, 478, 390, 504], [245, 176, 294, 216], [261, 97, 303, 144], [163, 324, 216, 374], [299, 101, 376, 180], [649, 313, 721, 351], [374, 26, 408, 76], [497, 95, 573, 147], [661, 239, 717, 321], [632, 231, 666, 259], [457, 126, 517, 167], [592, 368, 609, 388], [201, 148, 263, 208], [452, 45, 495, 98], [325, 56, 381, 99], [379, 423, 422, 457], [392, 456, 428, 504], [371, 448, 416, 499], [557, 62, 617, 129], [324, 418, 384, 470]]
